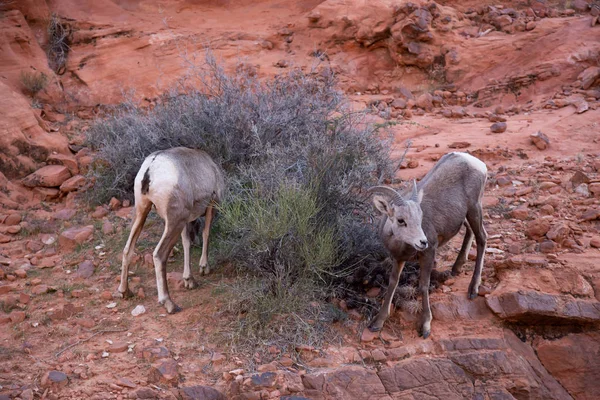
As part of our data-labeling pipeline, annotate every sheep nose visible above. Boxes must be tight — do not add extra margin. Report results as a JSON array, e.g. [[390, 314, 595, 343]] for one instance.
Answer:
[[419, 240, 428, 249]]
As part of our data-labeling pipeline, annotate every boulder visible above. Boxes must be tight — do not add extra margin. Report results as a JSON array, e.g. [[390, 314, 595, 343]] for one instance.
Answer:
[[22, 165, 71, 188]]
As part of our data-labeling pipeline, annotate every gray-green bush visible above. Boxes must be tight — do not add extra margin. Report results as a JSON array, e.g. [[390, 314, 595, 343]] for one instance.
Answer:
[[87, 54, 397, 356]]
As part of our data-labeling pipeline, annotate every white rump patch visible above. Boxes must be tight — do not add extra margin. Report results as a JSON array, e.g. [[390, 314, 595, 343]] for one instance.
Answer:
[[453, 152, 487, 174]]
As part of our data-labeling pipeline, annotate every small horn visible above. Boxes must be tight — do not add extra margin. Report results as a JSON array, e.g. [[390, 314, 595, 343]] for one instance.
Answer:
[[410, 179, 419, 202], [367, 186, 405, 205]]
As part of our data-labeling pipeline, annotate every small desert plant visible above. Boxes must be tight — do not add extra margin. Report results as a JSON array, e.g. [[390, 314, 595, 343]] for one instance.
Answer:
[[46, 13, 70, 73], [20, 71, 48, 96], [87, 52, 397, 357]]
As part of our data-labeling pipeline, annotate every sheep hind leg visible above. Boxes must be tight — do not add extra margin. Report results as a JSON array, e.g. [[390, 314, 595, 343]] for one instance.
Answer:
[[181, 223, 198, 290], [199, 203, 214, 276], [466, 204, 487, 300], [116, 199, 151, 298], [153, 217, 186, 314], [451, 221, 473, 276]]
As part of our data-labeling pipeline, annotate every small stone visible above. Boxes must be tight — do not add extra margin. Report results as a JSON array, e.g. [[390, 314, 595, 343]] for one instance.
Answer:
[[590, 237, 600, 248], [109, 341, 129, 353], [100, 291, 113, 300], [14, 269, 27, 278], [366, 287, 381, 297], [4, 214, 22, 225], [571, 171, 590, 186], [102, 221, 114, 235], [539, 240, 558, 253], [109, 197, 122, 210], [59, 226, 94, 252], [32, 285, 49, 295], [361, 327, 377, 342], [41, 370, 68, 389], [91, 206, 109, 219], [106, 302, 117, 309], [117, 377, 137, 389], [10, 311, 26, 323], [76, 318, 96, 328], [180, 385, 226, 400], [490, 122, 507, 133], [416, 93, 434, 111], [530, 131, 550, 150], [75, 260, 95, 279], [132, 305, 146, 316], [19, 293, 31, 304], [148, 359, 179, 386], [60, 175, 86, 193]]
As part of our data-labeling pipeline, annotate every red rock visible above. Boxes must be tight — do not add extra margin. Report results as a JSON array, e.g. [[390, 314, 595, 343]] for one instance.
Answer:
[[91, 206, 109, 219], [366, 287, 381, 297], [76, 318, 96, 328], [14, 269, 27, 278], [32, 285, 49, 295], [589, 183, 600, 196], [540, 204, 554, 215], [138, 346, 170, 361], [526, 218, 551, 238], [530, 131, 550, 150], [536, 332, 600, 399], [22, 165, 71, 188], [117, 377, 137, 389], [590, 236, 600, 248], [75, 260, 95, 279], [41, 370, 68, 389], [180, 385, 226, 400], [19, 293, 31, 304], [361, 327, 377, 342], [102, 220, 114, 235], [47, 153, 79, 175], [59, 175, 86, 193], [0, 314, 11, 324], [580, 209, 600, 221], [109, 341, 129, 353], [54, 208, 76, 220], [416, 93, 433, 111], [0, 284, 15, 295], [516, 186, 533, 196], [100, 291, 113, 300], [510, 206, 529, 220], [579, 66, 600, 90], [539, 240, 557, 253], [4, 213, 22, 225], [148, 359, 179, 386], [32, 187, 60, 200], [0, 234, 11, 244], [490, 122, 507, 133], [10, 311, 26, 323], [109, 197, 122, 210], [546, 222, 571, 244], [58, 225, 94, 251]]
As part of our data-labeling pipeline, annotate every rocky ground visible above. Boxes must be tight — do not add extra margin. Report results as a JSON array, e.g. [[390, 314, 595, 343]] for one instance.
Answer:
[[1, 0, 600, 399]]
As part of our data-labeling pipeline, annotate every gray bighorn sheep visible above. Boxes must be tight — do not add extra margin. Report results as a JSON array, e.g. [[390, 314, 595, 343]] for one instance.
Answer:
[[368, 151, 487, 338], [116, 147, 225, 313]]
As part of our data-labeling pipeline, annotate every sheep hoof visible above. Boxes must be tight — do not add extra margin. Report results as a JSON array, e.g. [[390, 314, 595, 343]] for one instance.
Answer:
[[163, 299, 181, 314], [183, 277, 198, 290], [199, 265, 210, 276], [421, 329, 431, 339], [468, 291, 478, 300], [114, 288, 133, 299]]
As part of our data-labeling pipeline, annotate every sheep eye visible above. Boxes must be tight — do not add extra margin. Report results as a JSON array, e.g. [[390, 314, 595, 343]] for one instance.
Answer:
[[397, 218, 406, 226]]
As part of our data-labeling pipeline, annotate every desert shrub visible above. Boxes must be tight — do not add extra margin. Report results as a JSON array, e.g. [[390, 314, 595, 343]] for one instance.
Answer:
[[87, 53, 397, 357], [46, 13, 70, 73], [20, 70, 48, 96]]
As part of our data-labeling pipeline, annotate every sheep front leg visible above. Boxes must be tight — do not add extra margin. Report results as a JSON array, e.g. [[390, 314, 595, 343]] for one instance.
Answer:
[[369, 260, 405, 332], [418, 250, 435, 339], [153, 219, 185, 314]]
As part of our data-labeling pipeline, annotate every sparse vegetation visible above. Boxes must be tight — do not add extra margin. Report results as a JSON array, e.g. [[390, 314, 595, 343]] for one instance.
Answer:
[[20, 70, 48, 96], [46, 13, 70, 74], [87, 53, 396, 357]]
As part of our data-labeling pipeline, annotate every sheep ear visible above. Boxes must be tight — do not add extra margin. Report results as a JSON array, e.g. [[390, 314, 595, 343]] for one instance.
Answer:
[[372, 195, 392, 216]]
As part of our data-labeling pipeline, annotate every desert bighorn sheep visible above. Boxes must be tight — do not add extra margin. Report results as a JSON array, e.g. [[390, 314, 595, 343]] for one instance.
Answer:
[[368, 151, 488, 338], [116, 147, 225, 313]]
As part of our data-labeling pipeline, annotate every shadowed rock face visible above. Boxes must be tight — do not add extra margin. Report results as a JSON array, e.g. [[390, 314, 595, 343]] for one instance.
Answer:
[[231, 330, 572, 400]]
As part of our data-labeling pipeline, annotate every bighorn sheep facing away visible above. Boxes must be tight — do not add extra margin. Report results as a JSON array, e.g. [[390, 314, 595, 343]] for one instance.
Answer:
[[116, 147, 225, 313], [368, 152, 487, 338]]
